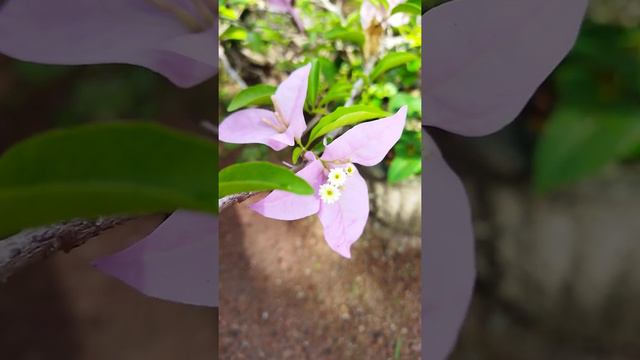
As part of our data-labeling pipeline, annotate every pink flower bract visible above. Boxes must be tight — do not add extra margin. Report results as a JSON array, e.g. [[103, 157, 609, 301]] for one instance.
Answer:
[[219, 64, 311, 151], [251, 106, 407, 258]]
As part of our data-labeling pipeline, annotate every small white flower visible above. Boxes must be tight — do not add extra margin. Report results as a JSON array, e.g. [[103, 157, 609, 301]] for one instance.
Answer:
[[327, 168, 347, 186], [344, 163, 356, 177], [319, 183, 341, 204]]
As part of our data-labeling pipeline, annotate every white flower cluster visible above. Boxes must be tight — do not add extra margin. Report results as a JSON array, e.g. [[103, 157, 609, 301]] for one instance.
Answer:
[[318, 163, 356, 204]]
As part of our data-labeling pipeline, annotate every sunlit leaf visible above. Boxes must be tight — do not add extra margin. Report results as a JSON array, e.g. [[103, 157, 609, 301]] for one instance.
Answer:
[[219, 6, 239, 20], [219, 161, 313, 197], [307, 105, 389, 145], [221, 26, 248, 41]]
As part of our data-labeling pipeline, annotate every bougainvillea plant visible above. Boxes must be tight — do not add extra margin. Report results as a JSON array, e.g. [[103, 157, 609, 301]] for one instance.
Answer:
[[220, 63, 408, 257]]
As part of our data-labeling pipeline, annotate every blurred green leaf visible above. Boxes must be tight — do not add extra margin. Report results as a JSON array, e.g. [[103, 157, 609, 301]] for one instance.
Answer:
[[319, 80, 352, 106], [220, 6, 240, 20], [58, 70, 158, 125], [318, 57, 338, 86], [388, 156, 421, 183], [307, 59, 321, 110], [292, 147, 303, 164], [221, 26, 248, 41], [370, 52, 419, 81], [534, 107, 640, 193], [391, 2, 421, 16], [326, 28, 365, 46], [0, 123, 217, 236], [227, 84, 276, 112], [307, 105, 389, 145], [219, 161, 313, 197], [389, 93, 421, 117], [394, 131, 421, 157], [13, 62, 70, 84]]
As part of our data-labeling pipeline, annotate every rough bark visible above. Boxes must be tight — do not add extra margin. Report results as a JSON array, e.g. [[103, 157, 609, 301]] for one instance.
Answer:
[[0, 217, 129, 281]]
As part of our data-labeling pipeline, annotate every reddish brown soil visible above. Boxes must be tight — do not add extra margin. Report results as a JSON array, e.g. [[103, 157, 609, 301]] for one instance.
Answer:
[[219, 197, 421, 359]]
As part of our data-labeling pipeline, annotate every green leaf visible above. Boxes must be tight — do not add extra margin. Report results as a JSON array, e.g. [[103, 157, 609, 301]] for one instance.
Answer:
[[391, 2, 421, 16], [319, 80, 352, 106], [388, 156, 421, 183], [326, 28, 365, 46], [318, 57, 338, 86], [292, 147, 303, 164], [534, 107, 640, 193], [219, 6, 239, 20], [389, 93, 422, 117], [369, 0, 389, 9], [306, 59, 321, 110], [0, 122, 217, 237], [221, 26, 248, 41], [227, 84, 276, 112], [370, 52, 420, 81], [219, 161, 313, 197], [307, 105, 390, 146]]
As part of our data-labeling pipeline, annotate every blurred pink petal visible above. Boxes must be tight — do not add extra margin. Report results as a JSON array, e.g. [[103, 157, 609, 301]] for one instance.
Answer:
[[93, 210, 218, 307], [0, 0, 217, 88], [250, 160, 325, 220], [273, 63, 311, 140], [317, 169, 369, 258], [321, 106, 407, 166], [423, 0, 588, 136], [219, 109, 292, 151], [422, 132, 475, 359], [267, 0, 305, 31]]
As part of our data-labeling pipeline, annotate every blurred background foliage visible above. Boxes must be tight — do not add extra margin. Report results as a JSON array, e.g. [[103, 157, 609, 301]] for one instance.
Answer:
[[0, 60, 213, 151]]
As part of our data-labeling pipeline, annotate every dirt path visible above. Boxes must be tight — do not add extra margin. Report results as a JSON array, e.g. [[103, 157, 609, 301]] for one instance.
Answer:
[[219, 198, 421, 359]]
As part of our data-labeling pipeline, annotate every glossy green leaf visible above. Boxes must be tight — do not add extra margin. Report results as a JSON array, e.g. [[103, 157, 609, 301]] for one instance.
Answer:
[[370, 52, 419, 81], [0, 122, 217, 237], [388, 156, 421, 183], [391, 3, 421, 16], [219, 161, 313, 197], [307, 105, 389, 145], [534, 107, 640, 193], [306, 59, 321, 109], [227, 84, 276, 112]]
